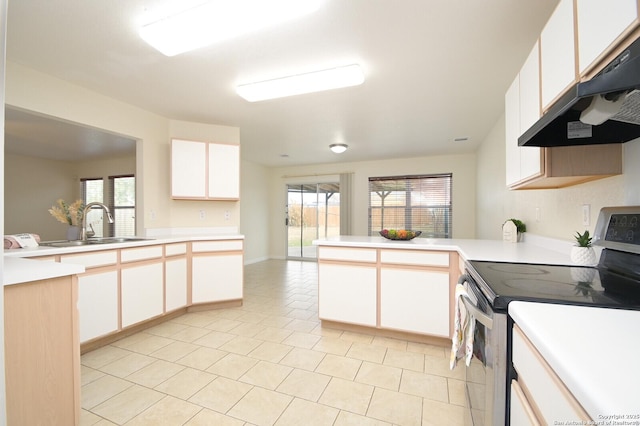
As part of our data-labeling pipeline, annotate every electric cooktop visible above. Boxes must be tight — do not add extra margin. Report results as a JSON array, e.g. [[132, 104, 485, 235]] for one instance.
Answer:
[[467, 206, 640, 312], [467, 258, 640, 311]]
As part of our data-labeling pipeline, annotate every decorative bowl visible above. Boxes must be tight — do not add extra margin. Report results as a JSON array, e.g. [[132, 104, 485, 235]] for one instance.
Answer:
[[379, 229, 422, 241]]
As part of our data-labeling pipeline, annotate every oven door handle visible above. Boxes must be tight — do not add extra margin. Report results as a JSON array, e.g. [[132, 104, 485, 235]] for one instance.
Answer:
[[457, 275, 494, 329]]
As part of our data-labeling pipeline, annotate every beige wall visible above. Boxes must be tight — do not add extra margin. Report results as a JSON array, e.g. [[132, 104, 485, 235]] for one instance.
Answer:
[[476, 113, 636, 241], [267, 154, 477, 259], [5, 62, 240, 235], [240, 160, 271, 264]]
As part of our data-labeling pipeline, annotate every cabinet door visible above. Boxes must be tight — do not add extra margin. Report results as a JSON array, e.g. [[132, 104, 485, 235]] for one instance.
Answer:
[[171, 139, 206, 198], [78, 271, 118, 342], [505, 74, 521, 186], [192, 253, 243, 303], [166, 257, 188, 311], [540, 0, 576, 109], [510, 380, 542, 426], [519, 42, 543, 180], [577, 0, 638, 74], [208, 143, 240, 199], [318, 263, 377, 326], [380, 268, 449, 336], [121, 262, 164, 327]]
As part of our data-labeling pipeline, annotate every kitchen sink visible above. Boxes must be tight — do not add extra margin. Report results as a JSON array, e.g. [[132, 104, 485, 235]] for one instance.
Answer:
[[40, 237, 151, 247]]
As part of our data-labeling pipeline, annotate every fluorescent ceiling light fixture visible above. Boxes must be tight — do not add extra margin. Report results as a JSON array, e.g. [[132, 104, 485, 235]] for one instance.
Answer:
[[140, 0, 323, 56], [329, 143, 348, 154], [236, 64, 365, 102]]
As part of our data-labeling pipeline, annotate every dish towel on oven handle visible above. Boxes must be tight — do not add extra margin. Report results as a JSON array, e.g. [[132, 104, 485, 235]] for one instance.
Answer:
[[450, 283, 476, 370]]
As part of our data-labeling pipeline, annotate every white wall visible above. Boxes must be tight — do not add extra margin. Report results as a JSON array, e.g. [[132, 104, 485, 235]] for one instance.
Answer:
[[476, 113, 635, 241], [267, 153, 477, 259]]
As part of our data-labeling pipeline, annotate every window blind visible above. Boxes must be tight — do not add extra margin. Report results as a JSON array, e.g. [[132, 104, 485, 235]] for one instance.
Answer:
[[368, 173, 452, 238]]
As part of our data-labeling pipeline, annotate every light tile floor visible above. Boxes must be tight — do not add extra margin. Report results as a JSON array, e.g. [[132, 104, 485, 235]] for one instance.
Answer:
[[81, 259, 466, 426]]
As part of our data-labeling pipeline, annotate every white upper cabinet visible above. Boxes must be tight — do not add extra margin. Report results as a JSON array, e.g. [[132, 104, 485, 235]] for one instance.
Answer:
[[576, 0, 639, 75], [505, 42, 543, 187], [208, 143, 240, 199], [171, 139, 240, 200], [540, 0, 576, 110], [171, 139, 207, 198]]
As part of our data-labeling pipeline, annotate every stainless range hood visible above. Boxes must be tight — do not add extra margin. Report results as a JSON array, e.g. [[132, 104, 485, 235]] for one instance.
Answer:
[[519, 36, 640, 147]]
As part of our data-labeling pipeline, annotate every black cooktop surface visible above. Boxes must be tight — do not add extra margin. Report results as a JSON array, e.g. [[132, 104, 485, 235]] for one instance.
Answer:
[[468, 259, 640, 311]]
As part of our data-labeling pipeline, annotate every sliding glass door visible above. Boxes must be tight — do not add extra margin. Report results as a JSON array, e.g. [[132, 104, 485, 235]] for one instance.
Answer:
[[286, 183, 340, 259]]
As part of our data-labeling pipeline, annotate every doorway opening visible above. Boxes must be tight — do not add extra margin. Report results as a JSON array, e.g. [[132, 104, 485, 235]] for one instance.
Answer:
[[286, 182, 340, 260]]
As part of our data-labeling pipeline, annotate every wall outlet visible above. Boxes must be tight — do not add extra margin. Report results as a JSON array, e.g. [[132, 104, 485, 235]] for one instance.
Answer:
[[582, 204, 590, 227], [150, 209, 156, 221], [224, 210, 230, 221], [199, 210, 206, 220], [535, 207, 540, 222]]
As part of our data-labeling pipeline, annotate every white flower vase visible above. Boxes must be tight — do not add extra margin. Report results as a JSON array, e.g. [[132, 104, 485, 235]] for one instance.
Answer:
[[570, 246, 596, 266]]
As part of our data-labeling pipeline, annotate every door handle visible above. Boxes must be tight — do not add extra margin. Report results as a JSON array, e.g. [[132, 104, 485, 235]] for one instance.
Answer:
[[457, 274, 494, 329]]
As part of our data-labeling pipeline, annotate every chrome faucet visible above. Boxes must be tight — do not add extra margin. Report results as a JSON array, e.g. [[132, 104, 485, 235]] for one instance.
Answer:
[[81, 202, 115, 240]]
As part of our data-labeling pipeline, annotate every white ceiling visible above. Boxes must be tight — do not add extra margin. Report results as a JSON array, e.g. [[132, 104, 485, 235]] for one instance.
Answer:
[[5, 0, 559, 167]]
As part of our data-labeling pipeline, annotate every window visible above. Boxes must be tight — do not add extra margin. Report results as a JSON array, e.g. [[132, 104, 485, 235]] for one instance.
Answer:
[[109, 175, 136, 237], [81, 175, 135, 237], [368, 173, 452, 238], [81, 178, 105, 237]]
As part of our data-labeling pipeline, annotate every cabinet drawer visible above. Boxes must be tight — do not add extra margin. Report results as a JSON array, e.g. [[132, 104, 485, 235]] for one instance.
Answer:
[[318, 247, 377, 263], [60, 250, 117, 269], [192, 240, 243, 253], [165, 243, 187, 257], [380, 249, 449, 267], [121, 245, 163, 263], [512, 325, 591, 424]]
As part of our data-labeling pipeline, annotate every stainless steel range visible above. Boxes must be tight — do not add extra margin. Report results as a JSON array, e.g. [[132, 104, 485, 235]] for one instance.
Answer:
[[456, 206, 640, 426]]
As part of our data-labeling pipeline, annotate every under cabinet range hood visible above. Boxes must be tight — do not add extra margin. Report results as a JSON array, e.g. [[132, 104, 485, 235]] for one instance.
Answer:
[[519, 36, 640, 147]]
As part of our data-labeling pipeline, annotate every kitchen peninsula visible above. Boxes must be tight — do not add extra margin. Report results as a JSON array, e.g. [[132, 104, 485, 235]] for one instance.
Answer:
[[314, 235, 573, 342]]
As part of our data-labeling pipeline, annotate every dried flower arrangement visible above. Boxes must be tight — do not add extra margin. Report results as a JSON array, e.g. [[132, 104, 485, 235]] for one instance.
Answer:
[[49, 199, 85, 226]]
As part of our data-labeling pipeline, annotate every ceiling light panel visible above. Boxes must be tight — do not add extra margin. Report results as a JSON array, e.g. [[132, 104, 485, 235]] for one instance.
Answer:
[[236, 64, 365, 102], [140, 0, 323, 56]]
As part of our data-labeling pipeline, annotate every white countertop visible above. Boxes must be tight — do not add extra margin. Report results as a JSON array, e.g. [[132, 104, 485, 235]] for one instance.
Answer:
[[4, 234, 245, 258], [314, 235, 576, 265], [3, 257, 85, 285], [509, 301, 640, 420]]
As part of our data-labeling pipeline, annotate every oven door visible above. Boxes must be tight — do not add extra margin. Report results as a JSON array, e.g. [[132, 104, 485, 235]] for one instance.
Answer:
[[457, 273, 508, 426]]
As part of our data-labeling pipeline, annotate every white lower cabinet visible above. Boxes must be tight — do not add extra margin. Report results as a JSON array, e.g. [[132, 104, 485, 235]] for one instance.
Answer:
[[510, 379, 541, 426], [380, 268, 449, 336], [77, 270, 118, 343], [165, 257, 188, 311], [192, 253, 243, 303], [318, 263, 377, 326], [512, 325, 592, 423], [121, 262, 164, 328]]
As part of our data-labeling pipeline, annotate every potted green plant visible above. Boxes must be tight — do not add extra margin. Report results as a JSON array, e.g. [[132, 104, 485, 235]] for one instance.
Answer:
[[570, 230, 597, 265]]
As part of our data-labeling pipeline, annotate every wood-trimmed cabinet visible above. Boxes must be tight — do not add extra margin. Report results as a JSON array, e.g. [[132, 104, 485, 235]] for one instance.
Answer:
[[318, 245, 457, 338], [165, 243, 189, 312], [191, 239, 244, 305], [52, 238, 243, 347], [504, 0, 630, 190], [318, 247, 378, 327], [120, 245, 164, 328], [61, 250, 119, 343], [171, 138, 240, 200], [510, 325, 592, 424]]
